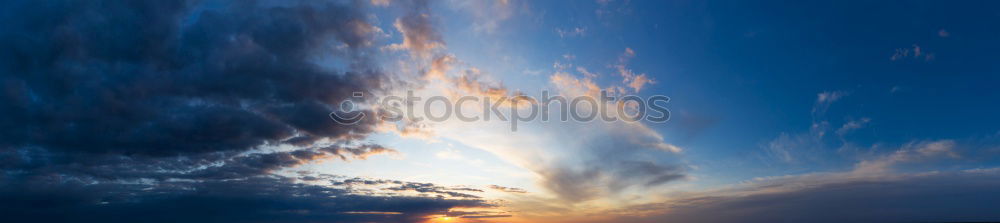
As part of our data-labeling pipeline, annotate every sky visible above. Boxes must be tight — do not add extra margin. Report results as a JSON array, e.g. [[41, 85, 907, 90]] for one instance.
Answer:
[[2, 0, 1000, 222]]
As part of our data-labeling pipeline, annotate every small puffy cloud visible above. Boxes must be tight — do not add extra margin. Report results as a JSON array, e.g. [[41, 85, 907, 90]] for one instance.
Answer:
[[816, 91, 845, 105], [556, 27, 587, 38], [622, 47, 636, 58], [550, 71, 603, 97], [891, 44, 934, 62], [421, 56, 534, 109], [450, 67, 537, 107], [813, 91, 847, 115], [615, 48, 655, 93], [627, 74, 653, 93]]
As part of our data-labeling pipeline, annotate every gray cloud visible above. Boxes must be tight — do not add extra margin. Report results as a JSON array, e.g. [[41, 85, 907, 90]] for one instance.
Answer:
[[0, 175, 492, 223], [386, 182, 483, 199], [537, 160, 686, 202], [624, 170, 1000, 223], [386, 0, 443, 58], [488, 185, 528, 193]]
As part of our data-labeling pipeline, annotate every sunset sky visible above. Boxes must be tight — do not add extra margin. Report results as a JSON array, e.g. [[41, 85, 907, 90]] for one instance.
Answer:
[[3, 0, 1000, 222]]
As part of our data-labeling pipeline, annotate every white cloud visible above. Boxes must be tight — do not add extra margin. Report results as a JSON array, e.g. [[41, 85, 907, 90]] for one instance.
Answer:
[[556, 27, 587, 38], [891, 44, 934, 62], [812, 91, 847, 116], [614, 48, 654, 93], [836, 117, 871, 136], [853, 140, 959, 174]]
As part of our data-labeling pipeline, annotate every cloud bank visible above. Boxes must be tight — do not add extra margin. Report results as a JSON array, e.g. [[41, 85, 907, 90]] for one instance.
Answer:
[[0, 0, 493, 221]]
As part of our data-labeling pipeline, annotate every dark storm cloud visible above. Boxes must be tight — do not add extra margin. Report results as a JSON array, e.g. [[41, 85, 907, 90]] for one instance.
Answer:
[[0, 0, 381, 156], [0, 146, 491, 222], [622, 170, 1000, 223], [0, 0, 490, 221], [0, 144, 388, 182], [0, 176, 492, 223]]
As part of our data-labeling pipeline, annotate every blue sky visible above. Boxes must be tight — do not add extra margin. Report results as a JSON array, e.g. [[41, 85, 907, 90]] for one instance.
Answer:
[[340, 0, 1000, 220], [3, 0, 1000, 222], [426, 0, 1000, 177]]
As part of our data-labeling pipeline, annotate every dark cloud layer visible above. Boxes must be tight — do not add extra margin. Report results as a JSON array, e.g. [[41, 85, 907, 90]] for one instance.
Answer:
[[0, 0, 488, 222], [0, 176, 490, 223], [335, 177, 485, 199], [626, 170, 1000, 223]]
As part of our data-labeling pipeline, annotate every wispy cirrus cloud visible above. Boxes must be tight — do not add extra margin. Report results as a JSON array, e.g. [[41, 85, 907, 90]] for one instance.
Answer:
[[489, 185, 529, 193], [836, 117, 871, 137], [763, 91, 852, 164], [853, 140, 959, 174]]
